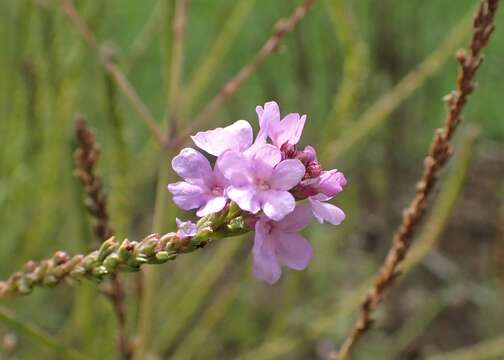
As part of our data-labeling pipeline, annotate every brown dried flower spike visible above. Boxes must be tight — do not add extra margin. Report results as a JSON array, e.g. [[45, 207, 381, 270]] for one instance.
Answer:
[[74, 115, 113, 242]]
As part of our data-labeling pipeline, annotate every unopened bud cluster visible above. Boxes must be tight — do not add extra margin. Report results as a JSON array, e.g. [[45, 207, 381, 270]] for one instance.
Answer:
[[0, 205, 250, 298]]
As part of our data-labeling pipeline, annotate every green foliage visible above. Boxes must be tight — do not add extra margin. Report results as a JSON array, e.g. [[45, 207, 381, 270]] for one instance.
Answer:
[[1, 0, 503, 359]]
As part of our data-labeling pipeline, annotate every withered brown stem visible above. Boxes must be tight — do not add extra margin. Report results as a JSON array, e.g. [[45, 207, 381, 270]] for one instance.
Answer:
[[333, 1, 499, 359]]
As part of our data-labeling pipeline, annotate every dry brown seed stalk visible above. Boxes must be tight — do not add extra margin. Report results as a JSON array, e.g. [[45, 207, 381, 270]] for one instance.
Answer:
[[333, 1, 499, 359], [74, 116, 132, 359], [74, 116, 113, 241], [170, 0, 316, 148]]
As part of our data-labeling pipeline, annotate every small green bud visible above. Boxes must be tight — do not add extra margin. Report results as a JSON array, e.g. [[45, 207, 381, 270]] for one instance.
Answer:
[[43, 275, 58, 286], [191, 227, 213, 246], [82, 252, 100, 270], [17, 279, 32, 294], [69, 266, 86, 278], [98, 237, 118, 261], [132, 255, 149, 266], [160, 232, 177, 250], [138, 234, 159, 257], [103, 254, 120, 271], [155, 251, 176, 262], [118, 240, 136, 262], [227, 216, 247, 232], [197, 214, 212, 228], [35, 262, 49, 279], [226, 201, 242, 220], [92, 266, 109, 277]]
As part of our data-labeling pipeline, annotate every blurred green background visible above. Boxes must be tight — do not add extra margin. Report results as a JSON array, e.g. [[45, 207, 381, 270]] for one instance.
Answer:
[[1, 0, 503, 359]]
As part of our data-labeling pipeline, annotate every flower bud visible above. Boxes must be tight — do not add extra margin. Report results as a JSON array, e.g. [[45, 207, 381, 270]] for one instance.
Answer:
[[280, 142, 297, 159], [155, 251, 177, 262], [306, 161, 322, 178], [82, 252, 100, 270], [103, 253, 120, 271], [138, 234, 160, 257], [118, 240, 136, 262], [91, 266, 109, 278], [98, 237, 118, 261]]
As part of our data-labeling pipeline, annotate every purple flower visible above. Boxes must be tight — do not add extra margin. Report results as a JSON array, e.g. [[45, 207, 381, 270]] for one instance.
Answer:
[[218, 144, 305, 221], [308, 170, 347, 225], [256, 101, 306, 148], [308, 195, 345, 225], [285, 143, 347, 226], [168, 148, 227, 216], [176, 218, 198, 238], [253, 205, 314, 284], [315, 169, 347, 198], [191, 120, 253, 156]]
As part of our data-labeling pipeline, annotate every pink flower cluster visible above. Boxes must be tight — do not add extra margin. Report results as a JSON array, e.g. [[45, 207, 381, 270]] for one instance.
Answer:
[[168, 101, 346, 284]]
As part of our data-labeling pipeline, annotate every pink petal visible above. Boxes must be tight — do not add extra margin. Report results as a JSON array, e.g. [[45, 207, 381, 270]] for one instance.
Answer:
[[191, 120, 253, 156], [172, 148, 212, 183], [176, 218, 198, 237], [270, 159, 305, 190], [249, 102, 280, 158], [274, 113, 306, 147], [311, 193, 330, 201], [227, 186, 261, 214], [317, 170, 347, 198], [256, 101, 280, 130], [212, 163, 227, 187], [309, 198, 345, 225], [274, 231, 313, 270], [252, 144, 281, 180], [303, 145, 317, 161], [217, 150, 252, 186], [196, 196, 227, 217], [260, 190, 296, 221], [276, 204, 313, 232], [253, 220, 282, 284], [168, 182, 206, 210]]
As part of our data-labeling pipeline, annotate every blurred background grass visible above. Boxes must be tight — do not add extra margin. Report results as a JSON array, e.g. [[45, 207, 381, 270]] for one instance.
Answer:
[[1, 0, 503, 359]]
